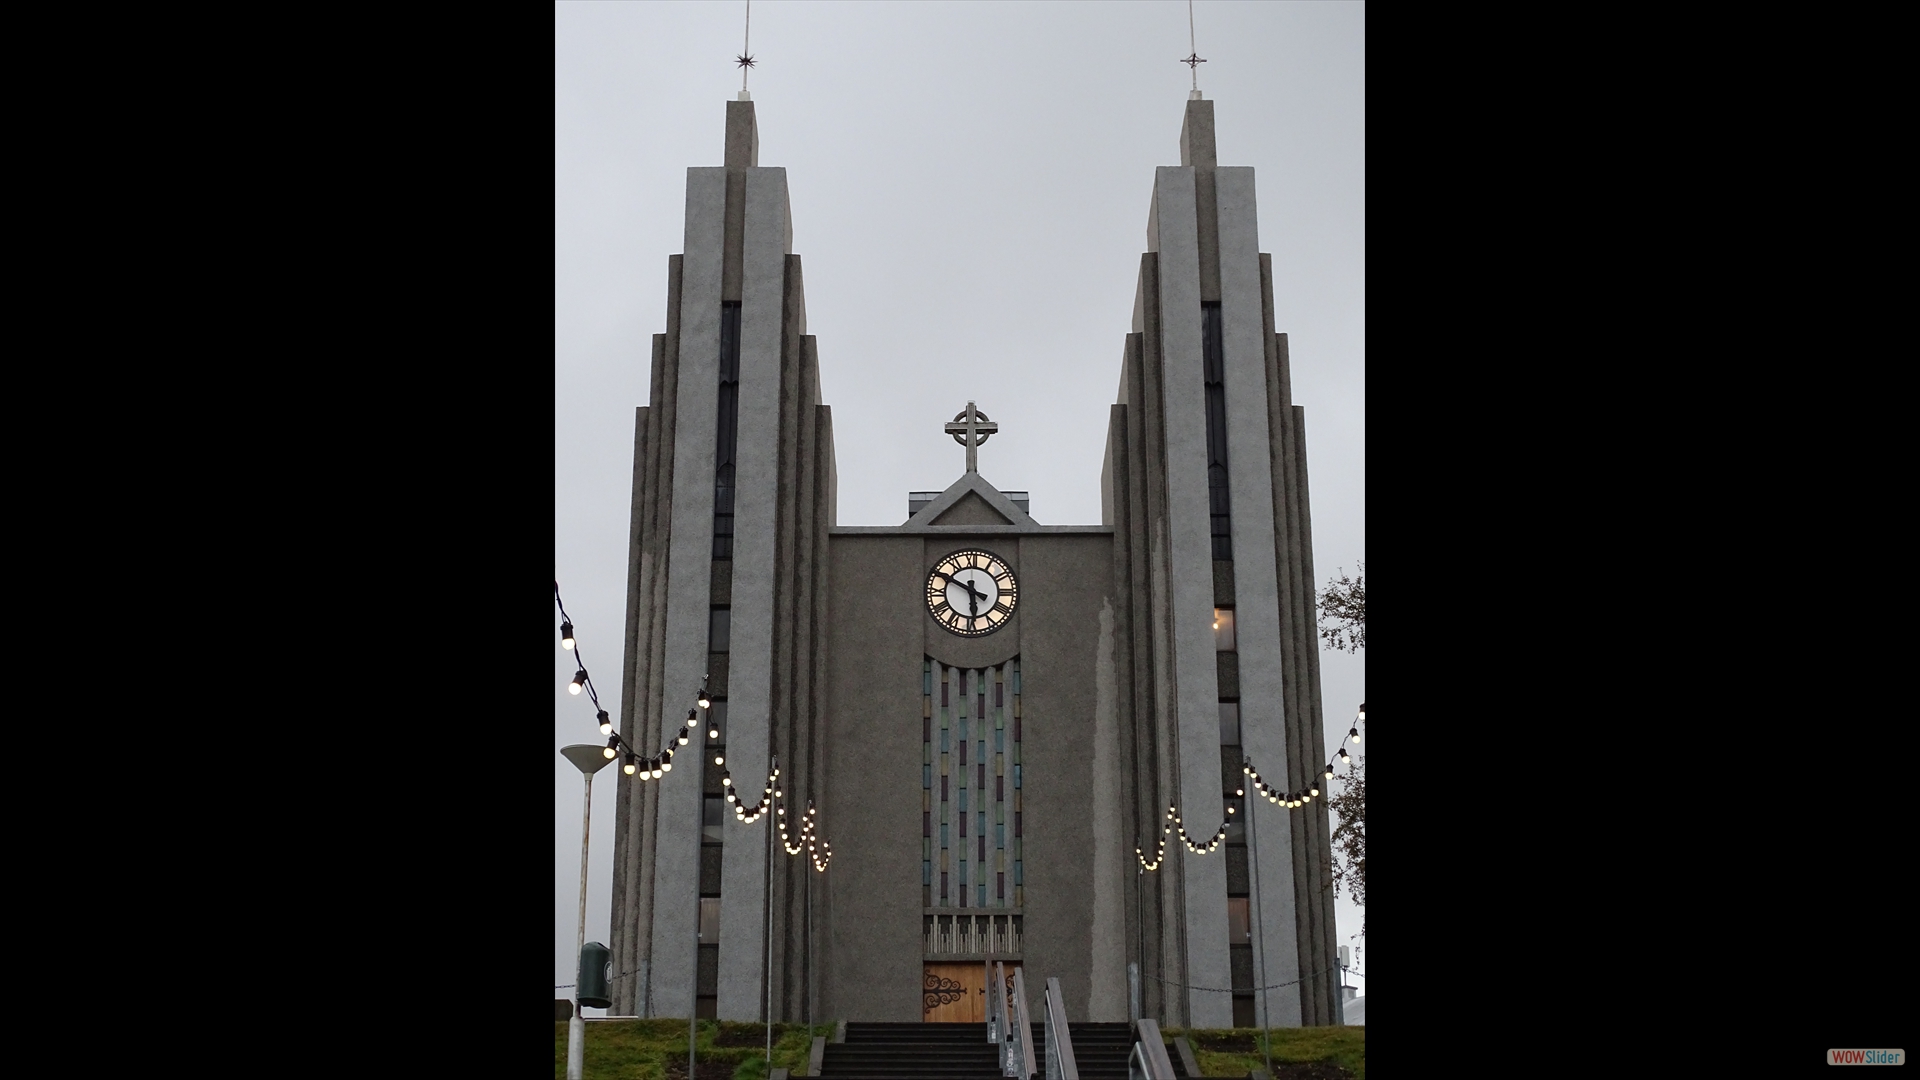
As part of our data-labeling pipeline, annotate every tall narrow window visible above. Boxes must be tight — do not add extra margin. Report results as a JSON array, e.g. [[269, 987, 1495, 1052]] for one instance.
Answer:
[[1202, 301, 1232, 560], [1219, 702, 1241, 746], [927, 658, 1022, 908], [713, 302, 741, 558]]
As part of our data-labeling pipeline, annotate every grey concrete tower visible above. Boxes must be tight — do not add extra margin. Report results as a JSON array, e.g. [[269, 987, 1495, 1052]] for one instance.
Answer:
[[1102, 98, 1341, 1028], [608, 99, 838, 1022]]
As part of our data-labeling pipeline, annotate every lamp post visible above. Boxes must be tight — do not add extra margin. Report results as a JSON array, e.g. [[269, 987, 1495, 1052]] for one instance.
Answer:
[[561, 744, 614, 1080]]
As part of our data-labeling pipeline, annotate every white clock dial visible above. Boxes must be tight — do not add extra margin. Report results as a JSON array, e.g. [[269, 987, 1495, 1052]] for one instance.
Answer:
[[926, 550, 1018, 637], [945, 568, 999, 617]]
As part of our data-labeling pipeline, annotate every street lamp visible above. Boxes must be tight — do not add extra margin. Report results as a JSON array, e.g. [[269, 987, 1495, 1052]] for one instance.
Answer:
[[561, 743, 614, 1080]]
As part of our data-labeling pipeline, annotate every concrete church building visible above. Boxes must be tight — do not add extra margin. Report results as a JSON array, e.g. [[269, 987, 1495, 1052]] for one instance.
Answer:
[[606, 92, 1342, 1031]]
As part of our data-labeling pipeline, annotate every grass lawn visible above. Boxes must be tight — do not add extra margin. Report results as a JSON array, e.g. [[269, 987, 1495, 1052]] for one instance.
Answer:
[[1162, 1025, 1365, 1080], [555, 1019, 830, 1080]]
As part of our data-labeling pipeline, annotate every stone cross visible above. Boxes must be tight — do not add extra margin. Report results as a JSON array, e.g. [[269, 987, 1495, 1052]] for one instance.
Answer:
[[944, 401, 998, 474]]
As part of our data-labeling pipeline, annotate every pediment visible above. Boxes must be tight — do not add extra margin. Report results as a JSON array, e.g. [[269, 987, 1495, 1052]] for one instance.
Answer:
[[904, 473, 1039, 531], [932, 491, 1012, 527]]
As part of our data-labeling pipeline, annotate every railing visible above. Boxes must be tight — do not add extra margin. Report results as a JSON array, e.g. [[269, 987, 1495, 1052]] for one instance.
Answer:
[[1128, 1019, 1175, 1080], [925, 913, 1022, 956], [988, 960, 1006, 1044], [1004, 965, 1038, 1079], [1042, 977, 1079, 1080]]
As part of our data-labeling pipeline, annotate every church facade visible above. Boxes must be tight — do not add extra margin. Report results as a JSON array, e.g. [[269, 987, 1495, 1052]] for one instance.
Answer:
[[605, 95, 1342, 1030]]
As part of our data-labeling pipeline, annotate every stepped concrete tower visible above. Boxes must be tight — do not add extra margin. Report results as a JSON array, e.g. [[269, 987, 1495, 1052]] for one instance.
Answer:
[[608, 98, 837, 1023], [605, 96, 1340, 1029], [1102, 97, 1340, 1028]]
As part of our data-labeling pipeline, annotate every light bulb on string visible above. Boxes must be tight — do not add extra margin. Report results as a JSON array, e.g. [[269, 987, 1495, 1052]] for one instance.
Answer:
[[697, 687, 710, 709], [561, 621, 575, 650], [1357, 702, 1365, 722], [1325, 763, 1336, 778], [623, 752, 637, 776], [570, 670, 588, 695], [1338, 747, 1350, 762], [598, 710, 612, 735], [603, 735, 619, 759], [686, 709, 700, 729], [1349, 727, 1361, 743], [678, 733, 690, 745]]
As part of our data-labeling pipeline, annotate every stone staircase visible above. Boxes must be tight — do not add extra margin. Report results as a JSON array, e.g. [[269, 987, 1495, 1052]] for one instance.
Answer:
[[1063, 1022, 1136, 1079], [813, 1020, 1151, 1080], [817, 1022, 1031, 1079]]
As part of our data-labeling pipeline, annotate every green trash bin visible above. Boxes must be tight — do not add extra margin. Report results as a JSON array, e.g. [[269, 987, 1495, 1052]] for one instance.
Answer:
[[578, 941, 612, 1009]]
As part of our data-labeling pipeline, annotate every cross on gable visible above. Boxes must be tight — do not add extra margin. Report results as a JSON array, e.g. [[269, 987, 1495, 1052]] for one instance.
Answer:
[[944, 401, 998, 474]]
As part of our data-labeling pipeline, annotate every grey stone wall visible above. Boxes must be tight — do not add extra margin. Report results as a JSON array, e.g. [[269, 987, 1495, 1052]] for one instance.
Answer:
[[816, 529, 1116, 1022]]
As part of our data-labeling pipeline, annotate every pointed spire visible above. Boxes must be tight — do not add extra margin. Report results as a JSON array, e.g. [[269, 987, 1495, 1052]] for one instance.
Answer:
[[725, 100, 758, 168], [1180, 98, 1216, 168]]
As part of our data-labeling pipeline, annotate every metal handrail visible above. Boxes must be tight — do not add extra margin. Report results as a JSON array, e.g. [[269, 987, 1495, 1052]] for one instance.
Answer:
[[989, 961, 1005, 1044], [1006, 967, 1038, 1079], [1042, 977, 1079, 1080], [1130, 1019, 1176, 1080]]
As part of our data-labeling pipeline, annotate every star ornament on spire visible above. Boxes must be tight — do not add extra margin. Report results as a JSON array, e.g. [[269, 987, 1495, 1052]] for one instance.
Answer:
[[736, 53, 756, 71], [1181, 52, 1206, 72]]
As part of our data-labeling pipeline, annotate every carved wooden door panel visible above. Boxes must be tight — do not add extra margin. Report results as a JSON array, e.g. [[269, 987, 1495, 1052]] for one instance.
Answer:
[[922, 962, 984, 1022]]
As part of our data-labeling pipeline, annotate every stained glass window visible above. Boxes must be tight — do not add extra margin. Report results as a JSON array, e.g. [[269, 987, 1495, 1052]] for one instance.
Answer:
[[926, 657, 1022, 909]]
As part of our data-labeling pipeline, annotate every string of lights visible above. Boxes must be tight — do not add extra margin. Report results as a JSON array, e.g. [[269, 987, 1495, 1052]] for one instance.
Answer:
[[1135, 803, 1238, 870], [1244, 704, 1363, 811], [556, 581, 830, 871], [713, 756, 833, 871], [1135, 705, 1364, 871]]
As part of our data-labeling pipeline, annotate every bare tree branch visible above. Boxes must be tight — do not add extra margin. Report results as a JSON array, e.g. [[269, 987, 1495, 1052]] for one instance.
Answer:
[[1318, 560, 1364, 934], [1317, 562, 1365, 654]]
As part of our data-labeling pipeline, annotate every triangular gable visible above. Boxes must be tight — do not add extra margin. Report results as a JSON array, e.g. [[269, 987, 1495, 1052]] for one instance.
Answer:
[[904, 473, 1039, 530]]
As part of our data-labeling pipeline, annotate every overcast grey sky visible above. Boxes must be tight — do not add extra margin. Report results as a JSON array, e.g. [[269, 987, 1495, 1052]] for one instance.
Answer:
[[555, 0, 1365, 1010]]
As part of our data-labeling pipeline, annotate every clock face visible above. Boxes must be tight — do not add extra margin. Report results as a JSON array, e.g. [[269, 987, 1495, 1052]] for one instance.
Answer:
[[927, 549, 1018, 637]]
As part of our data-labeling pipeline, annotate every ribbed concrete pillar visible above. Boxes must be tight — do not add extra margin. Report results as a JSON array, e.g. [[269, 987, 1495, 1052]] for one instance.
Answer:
[[716, 164, 793, 1020], [1215, 165, 1302, 1027], [1148, 161, 1233, 1030], [648, 163, 725, 1017]]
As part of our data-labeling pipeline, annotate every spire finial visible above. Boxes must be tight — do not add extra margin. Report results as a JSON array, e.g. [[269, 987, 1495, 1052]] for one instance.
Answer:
[[1181, 0, 1206, 99], [944, 402, 999, 475], [735, 0, 755, 100]]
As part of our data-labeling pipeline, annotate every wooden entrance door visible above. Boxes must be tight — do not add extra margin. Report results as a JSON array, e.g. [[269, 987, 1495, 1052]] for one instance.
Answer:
[[923, 962, 985, 1022], [922, 962, 1020, 1022]]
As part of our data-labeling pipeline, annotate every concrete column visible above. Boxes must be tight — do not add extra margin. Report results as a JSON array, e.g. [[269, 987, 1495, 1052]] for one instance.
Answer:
[[717, 165, 792, 1019], [1215, 166, 1302, 1026], [1088, 596, 1127, 1020], [1150, 165, 1232, 1029], [649, 165, 726, 1012]]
